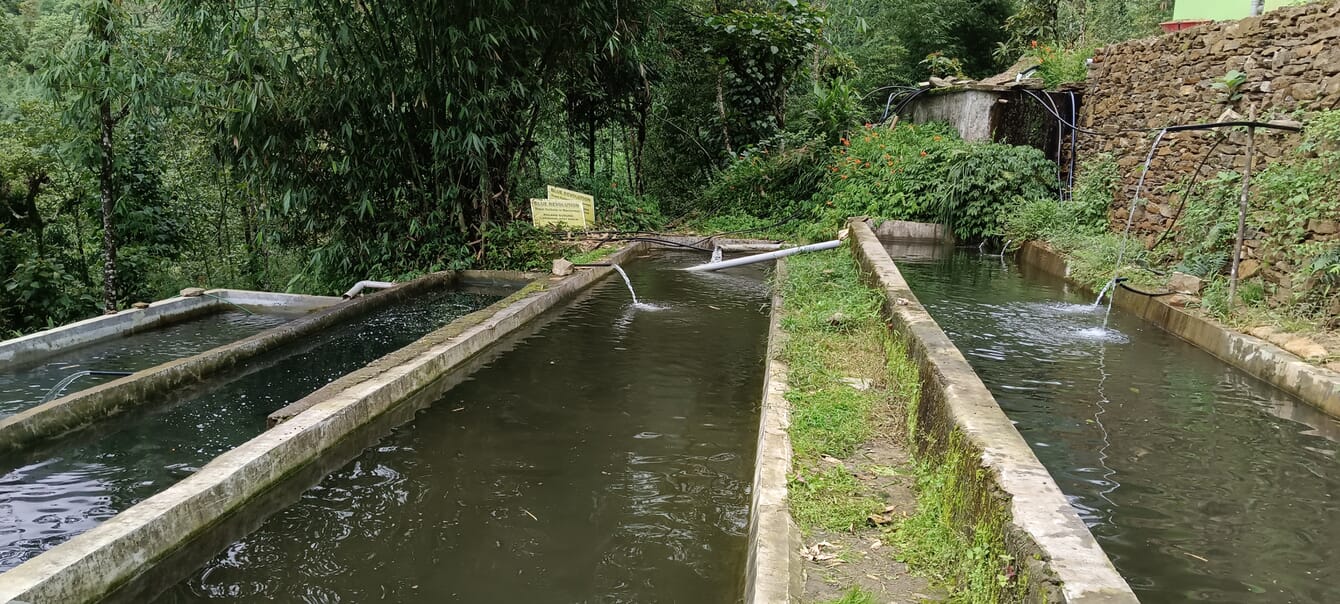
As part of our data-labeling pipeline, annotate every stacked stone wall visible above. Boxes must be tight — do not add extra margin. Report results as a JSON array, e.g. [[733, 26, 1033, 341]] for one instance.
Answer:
[[1081, 0, 1340, 287]]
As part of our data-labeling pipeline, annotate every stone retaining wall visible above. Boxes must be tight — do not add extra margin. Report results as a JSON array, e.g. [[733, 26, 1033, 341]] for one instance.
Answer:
[[1082, 0, 1340, 287]]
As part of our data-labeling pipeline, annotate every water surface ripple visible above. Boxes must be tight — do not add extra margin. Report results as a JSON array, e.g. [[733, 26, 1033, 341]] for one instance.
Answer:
[[0, 290, 497, 571], [0, 311, 290, 417], [157, 254, 770, 603], [891, 245, 1340, 604]]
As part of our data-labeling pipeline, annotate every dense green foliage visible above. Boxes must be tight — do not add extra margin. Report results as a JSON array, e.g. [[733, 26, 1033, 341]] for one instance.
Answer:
[[0, 0, 1187, 337], [703, 122, 1058, 243], [1002, 0, 1172, 86], [1007, 115, 1340, 330], [811, 123, 1056, 241]]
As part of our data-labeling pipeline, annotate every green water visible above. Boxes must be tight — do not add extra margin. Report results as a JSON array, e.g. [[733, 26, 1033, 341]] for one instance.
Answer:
[[0, 289, 500, 571], [890, 244, 1340, 604], [154, 254, 771, 603], [0, 311, 291, 418]]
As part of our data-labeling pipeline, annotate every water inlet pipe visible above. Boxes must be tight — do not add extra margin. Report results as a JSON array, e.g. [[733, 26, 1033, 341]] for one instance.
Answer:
[[42, 370, 134, 404], [342, 280, 396, 299], [682, 240, 842, 272]]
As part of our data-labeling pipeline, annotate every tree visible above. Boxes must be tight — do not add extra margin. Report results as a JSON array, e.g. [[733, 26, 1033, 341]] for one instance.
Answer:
[[41, 0, 164, 311], [888, 0, 1012, 82], [172, 0, 657, 289]]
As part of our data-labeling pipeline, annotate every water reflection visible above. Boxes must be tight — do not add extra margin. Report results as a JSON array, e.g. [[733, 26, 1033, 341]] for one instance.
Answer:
[[889, 243, 1340, 604], [159, 254, 770, 603], [0, 290, 498, 571], [0, 311, 290, 417]]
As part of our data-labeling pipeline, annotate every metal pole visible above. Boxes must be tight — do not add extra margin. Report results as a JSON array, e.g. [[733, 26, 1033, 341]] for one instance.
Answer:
[[1228, 107, 1256, 310]]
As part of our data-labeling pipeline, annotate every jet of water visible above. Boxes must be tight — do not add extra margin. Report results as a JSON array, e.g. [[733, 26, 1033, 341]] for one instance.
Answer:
[[710, 246, 723, 264], [610, 263, 639, 305]]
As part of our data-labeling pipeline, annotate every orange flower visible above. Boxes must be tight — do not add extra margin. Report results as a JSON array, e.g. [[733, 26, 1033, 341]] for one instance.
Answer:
[[841, 137, 850, 147], [840, 174, 849, 179], [1030, 40, 1038, 48], [932, 135, 942, 142], [920, 151, 927, 156]]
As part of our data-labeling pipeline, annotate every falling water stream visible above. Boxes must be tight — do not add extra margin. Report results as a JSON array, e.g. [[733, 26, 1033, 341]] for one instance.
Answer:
[[610, 263, 640, 304], [152, 254, 771, 603], [889, 242, 1340, 604]]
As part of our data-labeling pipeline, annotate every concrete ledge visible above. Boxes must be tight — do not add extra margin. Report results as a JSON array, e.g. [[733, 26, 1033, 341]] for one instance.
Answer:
[[875, 219, 952, 242], [0, 275, 454, 453], [850, 221, 1136, 603], [743, 259, 804, 604], [1019, 242, 1340, 418], [0, 290, 338, 368], [0, 245, 645, 604], [202, 289, 341, 312]]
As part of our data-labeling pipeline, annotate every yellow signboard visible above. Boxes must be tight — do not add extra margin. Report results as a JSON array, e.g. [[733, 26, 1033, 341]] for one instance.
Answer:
[[530, 198, 587, 229], [547, 185, 596, 224]]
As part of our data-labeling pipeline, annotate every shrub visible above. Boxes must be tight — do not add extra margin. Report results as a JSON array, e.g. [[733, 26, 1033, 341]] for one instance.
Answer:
[[2, 254, 97, 333], [807, 122, 1057, 241], [700, 131, 828, 221], [1026, 42, 1093, 88], [1004, 154, 1115, 242]]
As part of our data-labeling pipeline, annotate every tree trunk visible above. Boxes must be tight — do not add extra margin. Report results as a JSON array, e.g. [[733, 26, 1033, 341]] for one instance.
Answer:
[[715, 68, 733, 156], [99, 95, 118, 312], [587, 118, 597, 179]]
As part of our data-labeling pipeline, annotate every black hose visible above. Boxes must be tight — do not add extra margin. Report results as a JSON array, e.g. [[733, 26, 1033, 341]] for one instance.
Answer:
[[1115, 278, 1179, 298], [1067, 91, 1079, 195], [601, 236, 714, 252], [1149, 135, 1227, 250], [1019, 89, 1303, 137], [687, 206, 809, 248]]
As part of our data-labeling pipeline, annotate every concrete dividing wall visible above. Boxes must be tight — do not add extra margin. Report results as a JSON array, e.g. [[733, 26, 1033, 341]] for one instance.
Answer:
[[0, 274, 463, 453], [0, 248, 643, 604], [875, 219, 952, 242], [742, 259, 803, 604], [0, 289, 338, 368], [849, 221, 1136, 603], [1019, 242, 1340, 417]]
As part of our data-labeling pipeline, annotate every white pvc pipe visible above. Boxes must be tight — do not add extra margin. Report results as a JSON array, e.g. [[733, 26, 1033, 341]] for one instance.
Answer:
[[683, 240, 842, 272], [342, 280, 396, 299]]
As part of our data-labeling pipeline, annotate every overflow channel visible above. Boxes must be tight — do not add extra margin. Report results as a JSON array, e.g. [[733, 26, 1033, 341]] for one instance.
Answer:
[[0, 311, 293, 418], [147, 253, 771, 603], [885, 241, 1340, 604], [0, 288, 505, 572]]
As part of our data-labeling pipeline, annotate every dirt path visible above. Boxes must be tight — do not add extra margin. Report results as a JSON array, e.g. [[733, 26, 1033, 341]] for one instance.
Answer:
[[798, 436, 943, 603]]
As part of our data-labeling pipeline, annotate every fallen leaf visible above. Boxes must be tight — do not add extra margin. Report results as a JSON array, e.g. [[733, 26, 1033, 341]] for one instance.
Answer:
[[867, 513, 892, 526]]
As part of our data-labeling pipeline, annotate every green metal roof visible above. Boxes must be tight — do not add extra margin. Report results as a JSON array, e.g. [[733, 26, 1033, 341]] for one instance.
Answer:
[[1171, 0, 1311, 21]]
